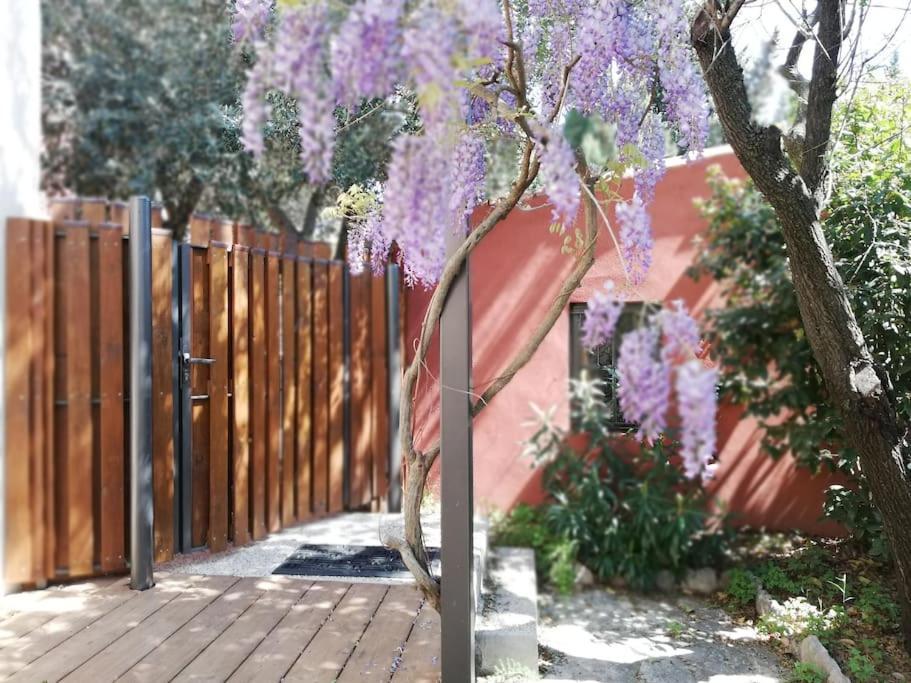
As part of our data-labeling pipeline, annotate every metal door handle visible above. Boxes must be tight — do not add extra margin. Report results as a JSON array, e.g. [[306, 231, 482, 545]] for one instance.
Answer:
[[181, 352, 216, 366]]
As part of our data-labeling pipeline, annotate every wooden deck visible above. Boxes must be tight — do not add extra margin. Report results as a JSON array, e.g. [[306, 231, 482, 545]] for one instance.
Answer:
[[0, 573, 440, 682]]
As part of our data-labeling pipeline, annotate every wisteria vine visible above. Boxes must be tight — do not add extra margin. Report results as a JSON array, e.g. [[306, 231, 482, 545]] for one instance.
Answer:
[[232, 0, 718, 484]]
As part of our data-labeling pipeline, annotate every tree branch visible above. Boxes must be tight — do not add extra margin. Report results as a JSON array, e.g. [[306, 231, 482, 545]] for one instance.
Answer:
[[422, 171, 600, 469], [801, 0, 845, 197], [398, 141, 539, 466]]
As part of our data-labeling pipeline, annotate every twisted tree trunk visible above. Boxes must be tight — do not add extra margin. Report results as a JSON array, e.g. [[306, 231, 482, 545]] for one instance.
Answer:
[[692, 0, 911, 648]]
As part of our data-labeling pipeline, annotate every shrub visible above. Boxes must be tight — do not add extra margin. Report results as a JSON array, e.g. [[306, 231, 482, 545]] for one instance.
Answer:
[[523, 377, 730, 591], [788, 663, 827, 683], [725, 568, 758, 608]]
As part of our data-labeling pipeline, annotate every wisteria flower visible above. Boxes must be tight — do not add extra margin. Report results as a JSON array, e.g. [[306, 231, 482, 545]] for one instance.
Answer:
[[581, 281, 623, 349], [232, 0, 271, 44], [331, 0, 404, 108], [676, 360, 718, 482], [616, 195, 653, 286], [535, 125, 580, 226], [658, 299, 700, 363], [617, 327, 671, 441]]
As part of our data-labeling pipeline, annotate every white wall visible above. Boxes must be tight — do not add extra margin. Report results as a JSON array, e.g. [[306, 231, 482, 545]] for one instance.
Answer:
[[0, 0, 45, 589]]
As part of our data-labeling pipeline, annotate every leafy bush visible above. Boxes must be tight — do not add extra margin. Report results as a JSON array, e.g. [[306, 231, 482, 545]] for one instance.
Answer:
[[690, 81, 911, 556], [725, 568, 758, 608], [523, 377, 730, 591], [788, 662, 827, 683]]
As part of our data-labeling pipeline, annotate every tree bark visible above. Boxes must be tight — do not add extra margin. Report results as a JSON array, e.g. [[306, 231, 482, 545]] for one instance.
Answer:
[[692, 2, 911, 648]]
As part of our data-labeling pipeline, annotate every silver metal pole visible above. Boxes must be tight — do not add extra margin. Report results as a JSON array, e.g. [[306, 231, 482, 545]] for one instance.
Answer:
[[440, 230, 475, 681], [386, 264, 402, 513], [129, 196, 154, 590]]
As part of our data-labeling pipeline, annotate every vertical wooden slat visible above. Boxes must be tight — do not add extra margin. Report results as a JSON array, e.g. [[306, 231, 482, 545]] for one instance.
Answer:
[[5, 219, 34, 584], [349, 272, 372, 508], [231, 248, 251, 546], [150, 231, 175, 562], [66, 223, 94, 577], [280, 257, 296, 527], [190, 245, 211, 548], [295, 260, 313, 520], [98, 225, 125, 572], [250, 251, 267, 539], [311, 263, 329, 515], [265, 255, 281, 532], [208, 245, 229, 552], [328, 262, 345, 513], [26, 223, 48, 580], [42, 221, 56, 579], [53, 222, 68, 573], [370, 271, 389, 509]]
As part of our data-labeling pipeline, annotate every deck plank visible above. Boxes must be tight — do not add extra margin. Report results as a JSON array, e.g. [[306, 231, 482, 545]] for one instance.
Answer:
[[120, 576, 266, 682], [0, 580, 136, 677], [172, 576, 308, 681], [62, 575, 237, 682], [284, 582, 388, 682], [390, 601, 441, 683], [228, 581, 348, 683], [338, 585, 424, 683], [5, 576, 191, 682]]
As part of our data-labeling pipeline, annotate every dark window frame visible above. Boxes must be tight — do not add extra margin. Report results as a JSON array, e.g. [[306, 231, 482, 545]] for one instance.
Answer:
[[569, 301, 645, 432]]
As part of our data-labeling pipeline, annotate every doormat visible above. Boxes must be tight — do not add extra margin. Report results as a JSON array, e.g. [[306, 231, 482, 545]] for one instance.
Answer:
[[272, 544, 441, 580]]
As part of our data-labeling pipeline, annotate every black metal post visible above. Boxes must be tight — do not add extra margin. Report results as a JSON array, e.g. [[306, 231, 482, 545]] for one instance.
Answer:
[[386, 264, 402, 513], [129, 196, 154, 590], [440, 232, 475, 681]]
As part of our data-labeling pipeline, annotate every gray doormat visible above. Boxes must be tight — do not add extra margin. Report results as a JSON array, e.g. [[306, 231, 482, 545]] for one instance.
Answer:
[[272, 544, 442, 579]]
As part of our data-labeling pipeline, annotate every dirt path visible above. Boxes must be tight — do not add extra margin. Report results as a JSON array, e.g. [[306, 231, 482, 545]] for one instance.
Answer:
[[537, 588, 787, 682]]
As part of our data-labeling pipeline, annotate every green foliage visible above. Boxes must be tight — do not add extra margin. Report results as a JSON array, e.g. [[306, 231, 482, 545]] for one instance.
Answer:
[[522, 379, 730, 591], [547, 539, 578, 596], [666, 620, 685, 639], [724, 568, 758, 608], [845, 648, 879, 683], [492, 504, 577, 593], [755, 564, 802, 596], [788, 662, 827, 683], [690, 81, 911, 554], [42, 0, 402, 237], [855, 583, 901, 630]]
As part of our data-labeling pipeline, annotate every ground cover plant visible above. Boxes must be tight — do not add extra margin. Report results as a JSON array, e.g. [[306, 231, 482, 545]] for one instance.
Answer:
[[719, 534, 911, 680]]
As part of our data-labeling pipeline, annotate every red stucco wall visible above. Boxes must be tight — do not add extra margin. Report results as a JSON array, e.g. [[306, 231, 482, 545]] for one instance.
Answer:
[[405, 146, 842, 536]]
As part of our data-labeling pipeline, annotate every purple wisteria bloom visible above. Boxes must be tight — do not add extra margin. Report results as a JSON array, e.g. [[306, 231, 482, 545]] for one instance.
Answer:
[[617, 327, 671, 441], [232, 0, 271, 44], [331, 0, 404, 108], [380, 135, 451, 288], [676, 360, 718, 482], [658, 299, 700, 363], [535, 125, 580, 226], [616, 195, 653, 286], [581, 280, 623, 349], [449, 132, 487, 228], [272, 3, 334, 183]]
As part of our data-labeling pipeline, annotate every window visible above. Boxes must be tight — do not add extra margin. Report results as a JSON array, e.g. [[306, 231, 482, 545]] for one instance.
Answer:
[[569, 301, 645, 431]]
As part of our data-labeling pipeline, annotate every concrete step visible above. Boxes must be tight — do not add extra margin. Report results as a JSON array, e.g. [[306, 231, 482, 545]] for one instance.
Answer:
[[476, 546, 538, 676]]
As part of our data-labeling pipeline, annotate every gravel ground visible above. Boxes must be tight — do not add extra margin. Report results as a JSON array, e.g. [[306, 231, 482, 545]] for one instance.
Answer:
[[533, 588, 787, 683], [157, 512, 441, 580]]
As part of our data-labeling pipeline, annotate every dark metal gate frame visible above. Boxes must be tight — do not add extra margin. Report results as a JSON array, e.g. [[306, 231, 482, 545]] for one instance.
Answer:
[[171, 252, 405, 555]]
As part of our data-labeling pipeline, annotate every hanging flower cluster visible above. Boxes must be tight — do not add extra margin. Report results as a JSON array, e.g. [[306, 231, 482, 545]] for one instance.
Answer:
[[232, 0, 716, 479], [582, 293, 718, 480]]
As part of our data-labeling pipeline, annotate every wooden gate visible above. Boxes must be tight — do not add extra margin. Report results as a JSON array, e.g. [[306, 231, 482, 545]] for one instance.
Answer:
[[3, 199, 399, 587]]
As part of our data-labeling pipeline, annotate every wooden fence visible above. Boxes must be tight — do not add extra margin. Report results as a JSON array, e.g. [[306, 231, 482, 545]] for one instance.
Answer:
[[4, 199, 394, 586]]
